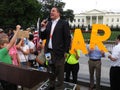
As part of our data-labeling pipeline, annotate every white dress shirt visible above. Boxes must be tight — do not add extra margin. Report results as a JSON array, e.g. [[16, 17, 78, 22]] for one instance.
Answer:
[[111, 43, 120, 67], [48, 18, 60, 49]]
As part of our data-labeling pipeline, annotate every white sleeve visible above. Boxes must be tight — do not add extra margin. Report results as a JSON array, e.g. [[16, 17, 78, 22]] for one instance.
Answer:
[[25, 45, 29, 50], [111, 46, 119, 59], [29, 42, 35, 49], [41, 27, 46, 32]]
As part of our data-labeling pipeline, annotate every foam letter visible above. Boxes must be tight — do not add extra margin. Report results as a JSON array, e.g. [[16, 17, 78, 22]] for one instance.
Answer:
[[90, 24, 111, 52], [70, 29, 88, 54]]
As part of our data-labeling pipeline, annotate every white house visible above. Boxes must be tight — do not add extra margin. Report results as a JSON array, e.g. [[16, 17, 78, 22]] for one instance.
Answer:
[[69, 9, 120, 29]]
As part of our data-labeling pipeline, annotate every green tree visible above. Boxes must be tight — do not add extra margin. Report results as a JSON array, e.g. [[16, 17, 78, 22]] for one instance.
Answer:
[[62, 9, 74, 22], [40, 0, 74, 22], [0, 0, 42, 29], [0, 0, 74, 30]]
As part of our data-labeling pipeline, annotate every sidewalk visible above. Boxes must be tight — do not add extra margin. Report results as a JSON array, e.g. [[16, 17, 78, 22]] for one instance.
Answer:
[[78, 52, 110, 89]]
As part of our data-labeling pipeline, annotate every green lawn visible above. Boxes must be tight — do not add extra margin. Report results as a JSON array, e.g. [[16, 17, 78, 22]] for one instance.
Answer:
[[82, 31, 120, 41]]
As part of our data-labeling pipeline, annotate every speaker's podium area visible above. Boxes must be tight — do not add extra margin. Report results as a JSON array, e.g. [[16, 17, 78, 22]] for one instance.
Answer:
[[37, 80, 77, 90], [0, 62, 82, 90], [0, 62, 49, 89]]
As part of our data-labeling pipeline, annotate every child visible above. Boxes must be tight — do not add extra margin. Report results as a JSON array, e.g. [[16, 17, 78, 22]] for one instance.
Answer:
[[9, 42, 21, 66], [0, 25, 21, 90]]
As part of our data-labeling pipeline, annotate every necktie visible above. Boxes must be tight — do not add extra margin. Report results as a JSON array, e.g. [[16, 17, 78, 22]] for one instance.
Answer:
[[48, 21, 56, 49]]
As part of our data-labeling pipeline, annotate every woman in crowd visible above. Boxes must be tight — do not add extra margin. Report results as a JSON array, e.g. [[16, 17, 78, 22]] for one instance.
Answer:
[[16, 38, 29, 67]]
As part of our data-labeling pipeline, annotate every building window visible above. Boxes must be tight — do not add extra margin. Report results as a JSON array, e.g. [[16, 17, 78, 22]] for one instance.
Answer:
[[78, 19, 80, 22], [106, 18, 109, 22], [112, 18, 114, 22], [116, 25, 119, 28], [111, 25, 113, 28], [74, 19, 76, 22], [117, 18, 119, 22], [82, 19, 84, 22], [73, 24, 76, 28]]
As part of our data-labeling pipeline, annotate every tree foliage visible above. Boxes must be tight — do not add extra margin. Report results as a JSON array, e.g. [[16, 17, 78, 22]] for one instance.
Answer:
[[40, 0, 74, 22], [0, 0, 42, 29], [0, 0, 74, 30], [62, 9, 74, 22]]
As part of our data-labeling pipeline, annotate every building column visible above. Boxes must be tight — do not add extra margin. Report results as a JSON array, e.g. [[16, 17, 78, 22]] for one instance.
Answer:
[[84, 17, 87, 26], [90, 16, 92, 26], [96, 16, 98, 24]]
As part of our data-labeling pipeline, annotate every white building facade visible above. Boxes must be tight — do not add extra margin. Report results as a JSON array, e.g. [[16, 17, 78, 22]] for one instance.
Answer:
[[69, 9, 120, 29]]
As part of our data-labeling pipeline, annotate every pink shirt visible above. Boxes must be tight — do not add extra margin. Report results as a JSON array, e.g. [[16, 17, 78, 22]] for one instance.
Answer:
[[9, 46, 18, 66]]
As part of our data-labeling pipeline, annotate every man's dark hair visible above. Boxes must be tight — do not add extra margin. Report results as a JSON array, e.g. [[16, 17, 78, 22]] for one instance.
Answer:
[[29, 34, 34, 41], [117, 35, 120, 40], [52, 6, 62, 14]]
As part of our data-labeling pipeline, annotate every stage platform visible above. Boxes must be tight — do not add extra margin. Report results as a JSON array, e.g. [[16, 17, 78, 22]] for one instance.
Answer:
[[37, 80, 77, 90]]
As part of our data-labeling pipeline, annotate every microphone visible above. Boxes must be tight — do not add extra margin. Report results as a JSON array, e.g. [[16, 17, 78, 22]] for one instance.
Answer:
[[41, 18, 48, 27], [44, 18, 48, 23]]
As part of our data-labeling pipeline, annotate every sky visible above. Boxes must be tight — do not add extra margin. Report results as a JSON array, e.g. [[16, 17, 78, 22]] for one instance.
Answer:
[[62, 0, 120, 14]]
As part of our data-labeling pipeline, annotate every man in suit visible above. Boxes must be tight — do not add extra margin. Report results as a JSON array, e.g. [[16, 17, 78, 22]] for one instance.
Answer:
[[40, 6, 71, 90]]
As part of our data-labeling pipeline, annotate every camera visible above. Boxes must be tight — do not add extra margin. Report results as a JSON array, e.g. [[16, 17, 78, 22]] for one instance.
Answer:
[[45, 53, 51, 60], [45, 53, 54, 73], [45, 53, 53, 65]]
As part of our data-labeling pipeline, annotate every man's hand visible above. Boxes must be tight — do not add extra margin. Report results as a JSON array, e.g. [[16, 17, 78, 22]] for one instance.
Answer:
[[74, 49, 77, 53], [41, 19, 48, 28], [108, 55, 116, 61], [64, 53, 68, 58], [89, 48, 94, 52]]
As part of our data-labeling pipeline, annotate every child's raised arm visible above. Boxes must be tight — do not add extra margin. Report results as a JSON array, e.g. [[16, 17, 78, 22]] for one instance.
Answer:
[[7, 25, 21, 50]]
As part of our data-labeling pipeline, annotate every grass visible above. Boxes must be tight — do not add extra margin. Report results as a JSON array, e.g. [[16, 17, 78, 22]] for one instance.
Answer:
[[82, 31, 120, 41]]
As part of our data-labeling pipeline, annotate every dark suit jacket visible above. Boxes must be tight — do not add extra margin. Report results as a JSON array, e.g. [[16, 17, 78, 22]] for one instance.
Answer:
[[40, 19, 71, 58]]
